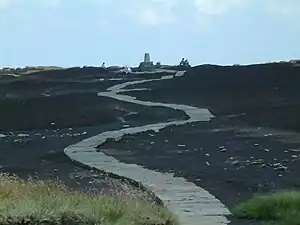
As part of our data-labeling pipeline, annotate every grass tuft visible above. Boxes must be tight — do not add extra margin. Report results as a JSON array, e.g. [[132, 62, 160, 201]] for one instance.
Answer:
[[233, 190, 300, 225], [0, 173, 177, 225]]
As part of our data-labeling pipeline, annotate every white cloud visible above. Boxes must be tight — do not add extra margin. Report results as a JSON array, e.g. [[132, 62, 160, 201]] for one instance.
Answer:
[[117, 0, 251, 26], [0, 0, 9, 9], [41, 0, 61, 8], [138, 9, 162, 26], [5, 0, 300, 30], [120, 0, 179, 26], [263, 0, 300, 18], [0, 0, 62, 9], [91, 0, 111, 6], [193, 0, 248, 15]]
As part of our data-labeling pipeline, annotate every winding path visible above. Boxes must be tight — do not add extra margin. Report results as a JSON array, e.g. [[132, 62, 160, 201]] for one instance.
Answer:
[[64, 71, 231, 225]]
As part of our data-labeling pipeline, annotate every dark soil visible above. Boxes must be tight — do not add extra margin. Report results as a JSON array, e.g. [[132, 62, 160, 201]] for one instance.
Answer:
[[0, 68, 184, 201], [2, 63, 300, 225], [125, 62, 300, 132], [98, 62, 300, 224], [99, 117, 300, 205], [0, 125, 155, 200], [0, 68, 187, 131], [0, 93, 187, 131]]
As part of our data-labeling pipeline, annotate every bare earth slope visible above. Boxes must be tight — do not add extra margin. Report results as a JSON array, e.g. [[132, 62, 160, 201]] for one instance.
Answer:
[[96, 62, 300, 225], [125, 62, 300, 132], [0, 68, 186, 205], [2, 63, 300, 225]]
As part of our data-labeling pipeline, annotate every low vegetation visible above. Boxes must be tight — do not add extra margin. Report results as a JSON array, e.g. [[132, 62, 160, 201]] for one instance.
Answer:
[[233, 190, 300, 225], [0, 173, 177, 225], [0, 66, 64, 75]]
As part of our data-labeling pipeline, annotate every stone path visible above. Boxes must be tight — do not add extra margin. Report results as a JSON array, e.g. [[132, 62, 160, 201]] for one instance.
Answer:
[[64, 71, 231, 225]]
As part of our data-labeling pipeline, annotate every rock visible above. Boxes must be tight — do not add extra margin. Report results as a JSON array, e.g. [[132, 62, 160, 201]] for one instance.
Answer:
[[205, 161, 210, 166], [289, 149, 300, 152], [232, 160, 240, 166], [205, 153, 210, 157], [250, 159, 264, 165], [264, 149, 271, 152], [218, 146, 227, 152], [17, 133, 29, 137], [273, 164, 288, 171], [14, 139, 24, 143]]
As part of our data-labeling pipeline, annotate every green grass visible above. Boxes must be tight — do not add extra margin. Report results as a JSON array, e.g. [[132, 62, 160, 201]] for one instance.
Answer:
[[0, 173, 177, 225], [233, 190, 300, 225]]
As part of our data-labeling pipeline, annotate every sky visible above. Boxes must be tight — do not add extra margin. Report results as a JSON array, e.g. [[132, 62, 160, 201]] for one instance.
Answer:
[[0, 0, 299, 67]]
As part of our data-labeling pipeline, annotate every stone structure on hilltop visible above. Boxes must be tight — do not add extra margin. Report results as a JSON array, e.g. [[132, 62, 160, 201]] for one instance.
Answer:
[[144, 53, 151, 63], [138, 53, 156, 72]]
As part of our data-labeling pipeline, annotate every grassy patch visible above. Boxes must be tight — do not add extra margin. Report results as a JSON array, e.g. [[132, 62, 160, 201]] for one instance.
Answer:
[[233, 190, 300, 225], [0, 173, 177, 225]]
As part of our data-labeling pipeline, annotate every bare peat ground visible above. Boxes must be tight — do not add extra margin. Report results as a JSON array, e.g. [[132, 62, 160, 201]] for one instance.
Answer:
[[125, 62, 300, 132], [0, 68, 186, 131], [99, 118, 300, 216], [0, 125, 157, 202], [100, 62, 300, 224], [0, 68, 184, 199], [3, 63, 300, 224]]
